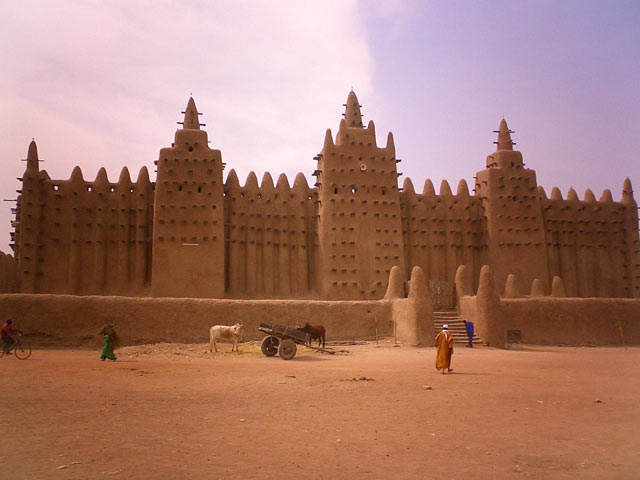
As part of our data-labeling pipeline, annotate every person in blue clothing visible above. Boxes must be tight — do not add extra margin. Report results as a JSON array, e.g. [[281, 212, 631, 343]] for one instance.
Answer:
[[463, 320, 474, 348]]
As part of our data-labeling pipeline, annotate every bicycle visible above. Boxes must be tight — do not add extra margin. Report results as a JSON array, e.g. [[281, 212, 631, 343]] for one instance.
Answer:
[[0, 332, 32, 360]]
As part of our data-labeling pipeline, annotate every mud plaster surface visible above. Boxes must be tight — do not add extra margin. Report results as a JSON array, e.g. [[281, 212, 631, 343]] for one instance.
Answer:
[[1, 343, 639, 479]]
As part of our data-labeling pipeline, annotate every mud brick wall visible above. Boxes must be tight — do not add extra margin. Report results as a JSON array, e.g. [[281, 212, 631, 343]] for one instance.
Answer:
[[224, 170, 318, 298], [0, 294, 392, 347], [7, 94, 639, 301], [400, 178, 488, 292], [15, 140, 153, 296], [456, 265, 640, 347]]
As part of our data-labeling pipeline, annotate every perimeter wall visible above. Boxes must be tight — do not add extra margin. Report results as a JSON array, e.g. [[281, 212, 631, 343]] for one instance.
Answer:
[[456, 265, 640, 347], [0, 294, 393, 347], [0, 264, 439, 348]]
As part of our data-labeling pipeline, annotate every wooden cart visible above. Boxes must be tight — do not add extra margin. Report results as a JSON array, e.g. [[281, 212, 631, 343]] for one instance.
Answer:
[[258, 323, 334, 360]]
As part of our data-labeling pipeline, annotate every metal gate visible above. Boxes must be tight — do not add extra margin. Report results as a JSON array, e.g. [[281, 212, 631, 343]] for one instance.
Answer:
[[429, 280, 456, 308]]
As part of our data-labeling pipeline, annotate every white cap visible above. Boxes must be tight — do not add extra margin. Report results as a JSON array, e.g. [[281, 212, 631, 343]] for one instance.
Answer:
[[443, 324, 449, 330]]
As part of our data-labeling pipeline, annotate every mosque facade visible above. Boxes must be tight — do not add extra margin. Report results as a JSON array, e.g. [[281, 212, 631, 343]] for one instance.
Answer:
[[5, 92, 639, 300]]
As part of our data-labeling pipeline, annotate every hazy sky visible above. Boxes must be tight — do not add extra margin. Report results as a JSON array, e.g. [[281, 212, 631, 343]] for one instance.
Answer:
[[1, 0, 638, 252]]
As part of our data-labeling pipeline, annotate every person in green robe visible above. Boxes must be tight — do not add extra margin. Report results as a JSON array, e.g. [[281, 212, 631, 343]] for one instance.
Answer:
[[99, 325, 118, 361]]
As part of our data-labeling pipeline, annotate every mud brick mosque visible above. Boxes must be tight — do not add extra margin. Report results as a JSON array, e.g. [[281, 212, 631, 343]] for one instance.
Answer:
[[3, 92, 639, 300]]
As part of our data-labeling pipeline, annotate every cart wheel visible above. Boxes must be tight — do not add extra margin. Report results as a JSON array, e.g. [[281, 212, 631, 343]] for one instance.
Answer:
[[278, 339, 297, 360], [261, 336, 280, 357]]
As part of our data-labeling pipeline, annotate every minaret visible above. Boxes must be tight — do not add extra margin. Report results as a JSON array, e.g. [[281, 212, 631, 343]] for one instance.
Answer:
[[475, 119, 548, 292], [182, 97, 201, 130], [496, 118, 515, 151], [344, 90, 364, 127], [622, 178, 640, 297], [486, 118, 523, 168], [315, 91, 405, 299], [17, 140, 42, 292], [151, 97, 225, 298]]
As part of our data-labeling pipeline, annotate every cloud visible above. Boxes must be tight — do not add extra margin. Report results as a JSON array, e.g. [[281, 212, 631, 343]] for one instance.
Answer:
[[0, 0, 375, 251]]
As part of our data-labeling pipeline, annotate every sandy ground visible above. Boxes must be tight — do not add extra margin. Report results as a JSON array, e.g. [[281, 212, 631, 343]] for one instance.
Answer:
[[1, 341, 640, 480]]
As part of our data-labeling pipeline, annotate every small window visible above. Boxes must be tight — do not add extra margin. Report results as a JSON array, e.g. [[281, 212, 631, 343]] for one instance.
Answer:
[[197, 186, 202, 193], [178, 185, 182, 192], [351, 187, 357, 194], [110, 187, 115, 192], [53, 185, 59, 191], [188, 146, 193, 152], [334, 188, 338, 194], [87, 186, 93, 192]]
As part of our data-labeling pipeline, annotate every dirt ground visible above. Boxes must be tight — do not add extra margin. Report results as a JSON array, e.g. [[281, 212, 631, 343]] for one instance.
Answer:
[[1, 341, 639, 479]]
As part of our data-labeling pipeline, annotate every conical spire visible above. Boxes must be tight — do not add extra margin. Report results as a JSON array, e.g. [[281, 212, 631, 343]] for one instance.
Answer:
[[551, 276, 566, 297], [402, 178, 415, 195], [344, 90, 363, 128], [276, 173, 290, 190], [599, 189, 613, 203], [622, 177, 635, 206], [137, 166, 150, 184], [456, 179, 470, 196], [537, 186, 547, 200], [531, 278, 545, 297], [384, 265, 405, 299], [408, 266, 429, 299], [225, 169, 240, 189], [439, 180, 452, 196], [26, 140, 39, 173], [583, 188, 595, 203], [293, 172, 309, 190], [95, 167, 109, 185], [504, 273, 520, 298], [495, 118, 514, 151], [261, 172, 274, 190], [454, 265, 473, 297], [477, 265, 500, 306], [367, 120, 376, 137], [386, 132, 395, 151], [550, 187, 563, 201], [182, 97, 201, 130], [118, 166, 131, 184], [323, 129, 334, 150], [422, 179, 436, 196], [244, 171, 259, 190], [69, 166, 84, 184]]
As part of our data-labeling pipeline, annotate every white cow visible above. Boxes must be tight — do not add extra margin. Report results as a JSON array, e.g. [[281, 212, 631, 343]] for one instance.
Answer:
[[209, 323, 243, 353]]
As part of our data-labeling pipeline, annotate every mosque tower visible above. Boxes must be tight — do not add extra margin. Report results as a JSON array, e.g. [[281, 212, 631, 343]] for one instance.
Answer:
[[315, 91, 405, 299], [475, 119, 548, 292], [15, 140, 42, 293], [151, 97, 225, 297]]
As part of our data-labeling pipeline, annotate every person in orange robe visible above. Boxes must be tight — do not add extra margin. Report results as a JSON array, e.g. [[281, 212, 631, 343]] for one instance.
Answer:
[[435, 324, 454, 374]]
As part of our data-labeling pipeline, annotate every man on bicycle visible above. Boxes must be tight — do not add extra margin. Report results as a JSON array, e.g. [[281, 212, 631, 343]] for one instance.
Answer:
[[1, 319, 17, 354]]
